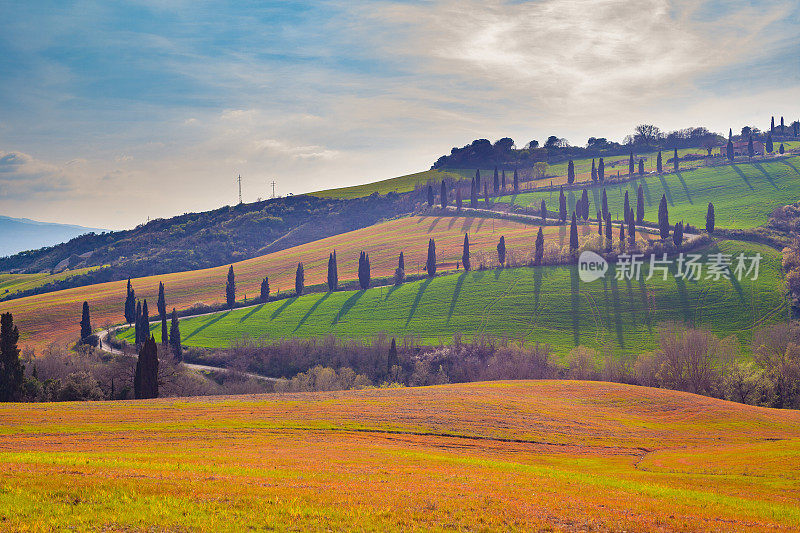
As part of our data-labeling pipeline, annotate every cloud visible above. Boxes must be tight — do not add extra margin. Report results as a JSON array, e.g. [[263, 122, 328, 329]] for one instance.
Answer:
[[0, 150, 75, 197]]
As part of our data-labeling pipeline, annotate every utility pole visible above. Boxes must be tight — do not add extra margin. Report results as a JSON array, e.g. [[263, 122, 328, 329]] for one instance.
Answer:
[[270, 180, 276, 199], [238, 175, 242, 204]]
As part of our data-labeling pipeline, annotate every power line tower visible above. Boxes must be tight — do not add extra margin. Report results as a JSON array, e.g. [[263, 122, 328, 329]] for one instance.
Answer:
[[237, 174, 242, 204], [270, 180, 276, 199]]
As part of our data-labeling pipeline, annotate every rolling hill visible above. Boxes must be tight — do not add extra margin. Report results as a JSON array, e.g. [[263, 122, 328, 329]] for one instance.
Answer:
[[0, 215, 105, 257], [1, 380, 799, 530], [123, 240, 785, 359], [3, 214, 598, 349], [490, 156, 800, 229]]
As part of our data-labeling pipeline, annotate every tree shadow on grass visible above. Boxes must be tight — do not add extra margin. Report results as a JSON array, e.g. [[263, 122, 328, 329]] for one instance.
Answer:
[[427, 216, 444, 233], [332, 290, 365, 325], [637, 276, 652, 331], [270, 297, 296, 320], [533, 266, 543, 308], [570, 265, 581, 346], [238, 304, 264, 323], [625, 278, 638, 329], [447, 216, 457, 229], [675, 172, 693, 204], [658, 176, 674, 206], [295, 292, 330, 332], [558, 225, 566, 247], [460, 217, 475, 233], [673, 271, 694, 327], [731, 164, 754, 191], [781, 158, 800, 177], [406, 278, 432, 326], [640, 177, 653, 205], [184, 311, 230, 341], [446, 272, 467, 325], [753, 162, 779, 189]]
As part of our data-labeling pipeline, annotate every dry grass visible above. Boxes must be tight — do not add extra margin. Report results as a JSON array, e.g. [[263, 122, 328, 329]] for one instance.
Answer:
[[0, 380, 799, 531]]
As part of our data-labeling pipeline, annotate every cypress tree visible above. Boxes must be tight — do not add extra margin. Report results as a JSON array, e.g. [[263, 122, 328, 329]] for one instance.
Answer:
[[484, 183, 489, 203], [475, 169, 481, 191], [513, 168, 519, 193], [124, 278, 136, 323], [605, 216, 612, 249], [781, 116, 785, 134], [440, 180, 447, 208], [470, 178, 478, 205], [358, 252, 371, 289], [619, 218, 626, 249], [726, 139, 734, 161], [580, 189, 589, 220], [161, 310, 168, 349], [534, 227, 544, 265], [80, 301, 92, 340], [673, 221, 684, 248], [169, 308, 182, 361], [328, 251, 338, 291], [226, 265, 235, 308], [658, 194, 670, 240], [591, 159, 597, 182], [748, 136, 754, 159], [657, 150, 663, 173], [780, 143, 785, 154], [567, 160, 575, 184], [766, 133, 774, 153], [295, 262, 304, 296], [706, 203, 715, 234], [636, 185, 644, 224], [141, 299, 149, 344], [638, 159, 644, 175], [569, 213, 578, 252], [501, 169, 506, 191], [497, 236, 506, 265], [493, 167, 499, 195], [540, 200, 547, 222], [426, 238, 436, 277], [627, 209, 636, 245], [395, 251, 405, 285], [260, 276, 270, 302], [597, 211, 603, 236], [623, 190, 630, 223], [462, 234, 471, 271], [398, 250, 405, 272], [602, 188, 609, 220], [598, 158, 605, 182], [456, 187, 462, 211], [135, 300, 142, 345], [559, 187, 567, 223], [0, 312, 24, 402], [387, 338, 398, 373], [628, 152, 634, 175], [157, 282, 166, 322], [134, 335, 158, 399], [771, 116, 775, 134], [673, 148, 679, 171], [728, 128, 732, 141], [427, 184, 434, 206]]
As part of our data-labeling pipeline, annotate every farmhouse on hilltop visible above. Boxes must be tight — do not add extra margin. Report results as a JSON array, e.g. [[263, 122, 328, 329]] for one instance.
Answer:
[[721, 140, 765, 157]]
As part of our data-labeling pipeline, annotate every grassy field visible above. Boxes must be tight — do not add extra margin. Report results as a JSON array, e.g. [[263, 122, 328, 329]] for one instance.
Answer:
[[123, 240, 786, 359], [1, 214, 604, 349], [0, 266, 101, 298], [487, 156, 800, 230], [1, 380, 799, 530], [310, 168, 473, 199]]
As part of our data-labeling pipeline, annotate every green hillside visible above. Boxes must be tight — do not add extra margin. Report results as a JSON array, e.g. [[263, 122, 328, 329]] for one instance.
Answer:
[[310, 169, 473, 199], [487, 156, 800, 229], [124, 240, 785, 360]]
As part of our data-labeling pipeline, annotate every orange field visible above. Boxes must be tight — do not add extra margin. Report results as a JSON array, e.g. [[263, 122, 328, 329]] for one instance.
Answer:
[[1, 380, 799, 531], [1, 214, 638, 349]]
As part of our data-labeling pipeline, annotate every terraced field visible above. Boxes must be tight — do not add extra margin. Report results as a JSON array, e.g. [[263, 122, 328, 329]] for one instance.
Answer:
[[0, 266, 102, 298], [123, 241, 785, 359], [1, 380, 799, 531], [2, 214, 606, 349], [490, 156, 800, 229]]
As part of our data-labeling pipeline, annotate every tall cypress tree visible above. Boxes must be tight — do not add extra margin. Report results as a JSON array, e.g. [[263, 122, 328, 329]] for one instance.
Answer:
[[475, 169, 481, 191], [260, 276, 270, 302], [726, 139, 734, 161], [124, 278, 136, 323], [638, 159, 644, 175], [470, 178, 478, 205], [598, 158, 605, 182], [766, 133, 774, 153], [501, 169, 506, 191], [440, 180, 447, 208], [628, 152, 634, 175], [493, 167, 499, 195], [169, 308, 182, 361], [513, 168, 519, 193], [534, 227, 544, 266], [567, 160, 575, 184], [295, 262, 304, 296], [484, 183, 489, 203], [771, 116, 775, 134], [780, 143, 785, 154], [658, 194, 670, 240], [140, 299, 149, 344], [559, 187, 567, 223], [623, 190, 630, 223], [627, 209, 636, 245], [673, 148, 679, 171], [540, 200, 547, 222], [605, 216, 612, 249], [135, 300, 142, 345], [0, 312, 24, 402], [497, 236, 506, 265], [673, 221, 684, 248], [327, 251, 338, 291], [636, 185, 644, 224], [462, 234, 471, 271], [591, 159, 597, 182], [602, 188, 609, 220], [619, 218, 626, 249], [80, 301, 92, 340], [398, 251, 405, 272], [657, 150, 663, 173], [134, 335, 158, 399], [160, 310, 168, 349], [456, 187, 462, 211], [226, 265, 235, 308], [597, 211, 603, 236], [706, 203, 715, 234], [427, 184, 434, 206], [781, 116, 785, 134], [569, 213, 578, 252], [358, 252, 371, 289], [157, 282, 166, 322], [426, 239, 436, 277], [580, 189, 589, 220], [395, 251, 405, 285]]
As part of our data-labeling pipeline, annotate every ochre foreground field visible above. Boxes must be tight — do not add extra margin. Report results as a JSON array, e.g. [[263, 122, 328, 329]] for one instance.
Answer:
[[0, 215, 649, 349], [1, 381, 799, 531]]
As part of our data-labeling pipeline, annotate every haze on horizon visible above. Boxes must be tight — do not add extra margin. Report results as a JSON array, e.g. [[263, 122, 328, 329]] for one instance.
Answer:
[[0, 0, 798, 230]]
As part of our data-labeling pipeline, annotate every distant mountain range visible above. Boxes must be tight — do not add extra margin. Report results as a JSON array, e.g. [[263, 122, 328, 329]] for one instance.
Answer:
[[0, 216, 106, 258]]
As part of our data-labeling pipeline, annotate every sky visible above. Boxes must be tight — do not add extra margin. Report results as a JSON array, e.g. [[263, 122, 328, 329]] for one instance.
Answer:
[[0, 0, 798, 229]]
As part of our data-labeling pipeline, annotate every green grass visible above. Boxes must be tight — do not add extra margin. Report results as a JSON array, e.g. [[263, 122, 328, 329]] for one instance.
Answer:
[[486, 156, 800, 229], [310, 168, 473, 199], [124, 240, 785, 359], [0, 266, 102, 299]]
